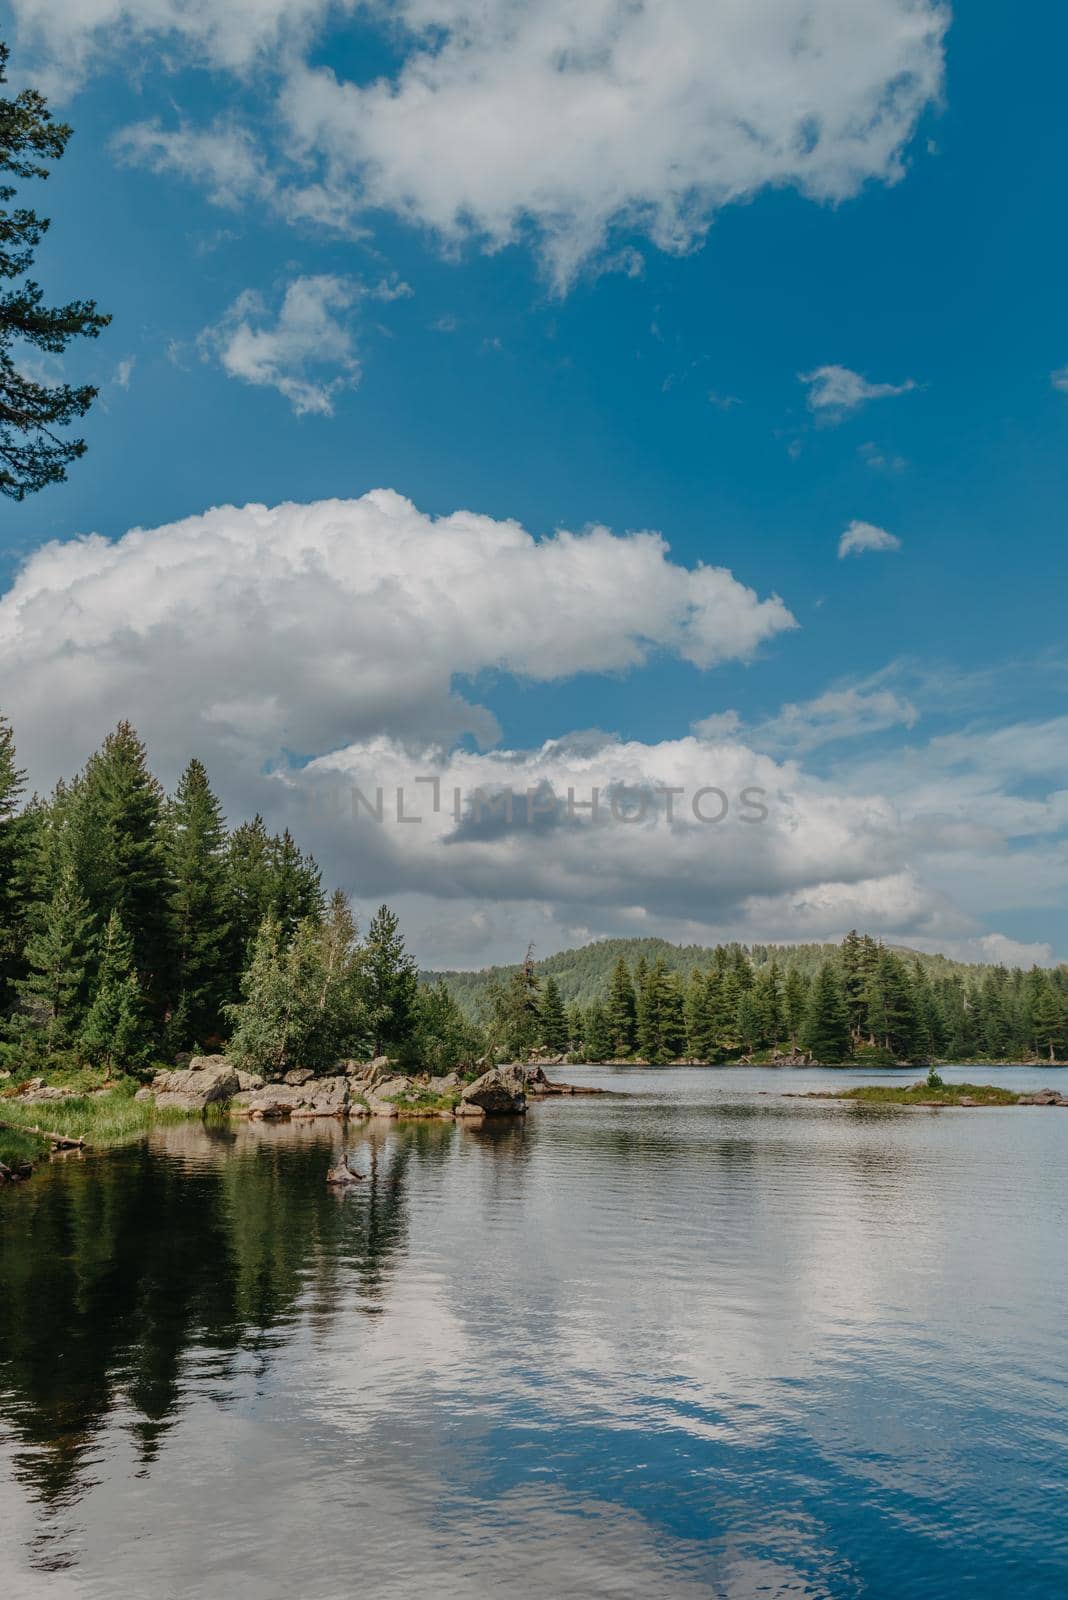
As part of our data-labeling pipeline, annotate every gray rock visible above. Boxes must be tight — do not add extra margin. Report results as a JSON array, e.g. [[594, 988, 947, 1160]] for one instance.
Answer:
[[151, 1061, 240, 1109], [241, 1084, 306, 1119], [291, 1076, 349, 1118], [236, 1070, 265, 1092], [283, 1067, 315, 1086], [460, 1067, 527, 1114], [187, 1054, 232, 1074]]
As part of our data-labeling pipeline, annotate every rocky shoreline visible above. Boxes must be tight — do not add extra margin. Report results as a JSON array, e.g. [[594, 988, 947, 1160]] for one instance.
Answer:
[[137, 1055, 602, 1124]]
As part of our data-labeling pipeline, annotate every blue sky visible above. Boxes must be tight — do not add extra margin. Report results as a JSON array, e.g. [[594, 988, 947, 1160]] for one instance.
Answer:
[[1, 0, 1067, 966]]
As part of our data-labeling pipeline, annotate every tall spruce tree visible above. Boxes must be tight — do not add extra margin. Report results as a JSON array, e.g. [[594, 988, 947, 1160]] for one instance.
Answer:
[[1029, 971, 1066, 1062], [584, 999, 613, 1061], [79, 910, 150, 1074], [361, 903, 419, 1059], [164, 758, 229, 1044], [800, 961, 850, 1063], [79, 723, 170, 998], [783, 967, 809, 1052], [0, 710, 28, 1008], [14, 865, 93, 1051], [605, 957, 637, 1056], [487, 944, 542, 1060], [637, 958, 686, 1064], [538, 975, 568, 1054]]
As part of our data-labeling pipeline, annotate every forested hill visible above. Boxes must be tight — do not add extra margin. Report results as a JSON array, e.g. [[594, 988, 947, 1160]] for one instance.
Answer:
[[425, 936, 998, 1018]]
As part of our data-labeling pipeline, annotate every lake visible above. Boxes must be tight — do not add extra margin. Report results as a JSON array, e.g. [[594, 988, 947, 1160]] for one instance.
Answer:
[[2, 1064, 1067, 1598]]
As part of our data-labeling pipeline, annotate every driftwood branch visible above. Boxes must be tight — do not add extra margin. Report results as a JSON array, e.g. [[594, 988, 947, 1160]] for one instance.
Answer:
[[0, 1118, 86, 1149]]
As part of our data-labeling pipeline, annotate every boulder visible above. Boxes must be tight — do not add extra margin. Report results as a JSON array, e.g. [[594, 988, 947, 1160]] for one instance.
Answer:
[[187, 1054, 232, 1073], [283, 1067, 315, 1086], [241, 1084, 306, 1119], [460, 1067, 527, 1115], [236, 1070, 265, 1092], [290, 1076, 349, 1118], [153, 1061, 239, 1111]]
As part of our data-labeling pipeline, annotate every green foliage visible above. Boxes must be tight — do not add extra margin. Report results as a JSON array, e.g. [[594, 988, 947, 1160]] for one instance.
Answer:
[[224, 816, 324, 965], [13, 865, 93, 1051], [636, 958, 686, 1064], [226, 899, 368, 1079], [800, 962, 851, 1064], [485, 943, 542, 1060], [842, 1081, 1018, 1106], [0, 41, 111, 498], [164, 758, 229, 1043], [413, 978, 484, 1074], [605, 956, 637, 1055], [538, 975, 568, 1054], [0, 710, 30, 1008], [362, 903, 419, 1059], [78, 911, 152, 1075]]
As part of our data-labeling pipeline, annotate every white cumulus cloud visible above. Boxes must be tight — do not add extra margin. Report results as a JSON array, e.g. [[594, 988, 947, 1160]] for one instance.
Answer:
[[0, 490, 796, 794], [14, 0, 949, 288], [838, 520, 903, 559]]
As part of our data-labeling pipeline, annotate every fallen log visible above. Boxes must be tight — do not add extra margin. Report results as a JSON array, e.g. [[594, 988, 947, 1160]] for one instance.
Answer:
[[0, 1118, 86, 1150]]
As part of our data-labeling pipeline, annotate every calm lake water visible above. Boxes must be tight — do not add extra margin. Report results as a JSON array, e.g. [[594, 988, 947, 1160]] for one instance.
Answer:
[[2, 1064, 1067, 1598]]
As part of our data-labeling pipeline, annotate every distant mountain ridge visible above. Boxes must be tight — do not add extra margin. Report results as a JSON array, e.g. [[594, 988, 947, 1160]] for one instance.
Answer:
[[423, 936, 1008, 1019]]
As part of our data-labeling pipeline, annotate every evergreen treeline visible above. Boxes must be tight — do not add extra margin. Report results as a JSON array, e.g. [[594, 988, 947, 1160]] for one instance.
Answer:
[[4, 711, 1065, 1074], [0, 714, 479, 1079], [470, 933, 1068, 1066]]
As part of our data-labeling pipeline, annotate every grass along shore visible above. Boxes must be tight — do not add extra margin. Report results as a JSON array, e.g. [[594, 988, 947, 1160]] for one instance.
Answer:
[[811, 1080, 1065, 1107], [0, 1077, 201, 1178]]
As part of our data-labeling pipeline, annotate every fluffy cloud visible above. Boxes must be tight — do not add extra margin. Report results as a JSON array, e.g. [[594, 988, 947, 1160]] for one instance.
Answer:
[[800, 364, 917, 417], [15, 0, 948, 287], [1051, 365, 1068, 393], [0, 489, 795, 794], [838, 520, 902, 558], [2, 489, 1062, 965], [197, 275, 408, 413]]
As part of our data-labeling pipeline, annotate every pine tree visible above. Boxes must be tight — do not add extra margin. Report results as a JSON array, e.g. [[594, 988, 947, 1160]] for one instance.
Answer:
[[637, 958, 685, 1064], [685, 970, 723, 1061], [864, 949, 923, 1059], [361, 903, 419, 1059], [753, 959, 784, 1048], [267, 828, 325, 934], [783, 967, 809, 1052], [225, 815, 274, 962], [0, 711, 28, 1008], [800, 961, 850, 1063], [79, 910, 151, 1074], [487, 943, 542, 1061], [564, 1000, 585, 1057], [605, 957, 637, 1056], [14, 866, 93, 1052], [79, 723, 170, 996], [164, 758, 229, 1044], [1029, 971, 1066, 1061], [0, 42, 111, 500], [538, 975, 568, 1054], [584, 1000, 613, 1061]]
